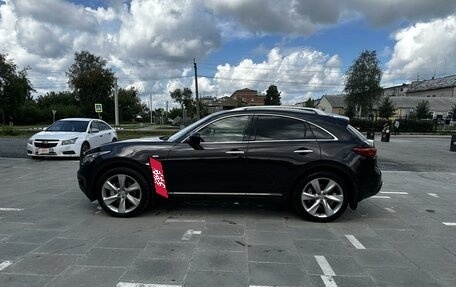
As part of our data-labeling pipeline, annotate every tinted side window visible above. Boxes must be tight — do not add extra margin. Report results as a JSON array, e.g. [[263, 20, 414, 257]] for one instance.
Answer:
[[254, 115, 312, 140], [198, 115, 249, 142], [309, 124, 335, 139]]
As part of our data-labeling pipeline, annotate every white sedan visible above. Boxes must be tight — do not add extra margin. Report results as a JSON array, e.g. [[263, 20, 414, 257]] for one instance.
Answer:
[[27, 118, 118, 158]]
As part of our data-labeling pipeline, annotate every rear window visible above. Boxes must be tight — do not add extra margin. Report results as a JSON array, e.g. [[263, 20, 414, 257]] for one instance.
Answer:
[[254, 115, 313, 141], [347, 125, 367, 141], [309, 124, 335, 140]]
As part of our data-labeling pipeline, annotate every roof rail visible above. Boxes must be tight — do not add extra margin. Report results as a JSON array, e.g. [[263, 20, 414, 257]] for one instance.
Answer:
[[232, 105, 326, 115]]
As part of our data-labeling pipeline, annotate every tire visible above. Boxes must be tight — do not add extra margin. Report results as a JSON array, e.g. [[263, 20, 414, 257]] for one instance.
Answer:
[[97, 167, 150, 217], [293, 172, 348, 222], [80, 142, 90, 157]]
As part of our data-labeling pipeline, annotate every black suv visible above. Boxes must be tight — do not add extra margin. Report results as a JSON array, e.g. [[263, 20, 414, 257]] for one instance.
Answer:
[[77, 106, 381, 222]]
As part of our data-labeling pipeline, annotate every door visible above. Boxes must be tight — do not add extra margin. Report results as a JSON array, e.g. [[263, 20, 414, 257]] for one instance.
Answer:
[[163, 115, 253, 194], [87, 121, 105, 147], [245, 114, 321, 194]]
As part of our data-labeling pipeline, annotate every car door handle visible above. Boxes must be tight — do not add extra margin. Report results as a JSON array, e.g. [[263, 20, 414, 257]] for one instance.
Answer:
[[294, 149, 313, 154], [225, 150, 245, 155]]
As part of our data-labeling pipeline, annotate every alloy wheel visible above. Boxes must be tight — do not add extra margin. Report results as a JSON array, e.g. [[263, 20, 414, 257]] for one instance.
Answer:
[[300, 177, 344, 219], [101, 174, 142, 214]]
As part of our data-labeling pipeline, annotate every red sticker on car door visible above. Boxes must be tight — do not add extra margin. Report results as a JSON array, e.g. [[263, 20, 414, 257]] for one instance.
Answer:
[[149, 157, 168, 198]]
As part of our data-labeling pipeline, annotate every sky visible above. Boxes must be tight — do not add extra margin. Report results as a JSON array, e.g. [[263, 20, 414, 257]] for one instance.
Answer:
[[1, 0, 456, 109]]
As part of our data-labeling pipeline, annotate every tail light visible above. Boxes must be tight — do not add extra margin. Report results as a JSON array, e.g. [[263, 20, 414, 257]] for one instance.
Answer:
[[353, 147, 377, 158]]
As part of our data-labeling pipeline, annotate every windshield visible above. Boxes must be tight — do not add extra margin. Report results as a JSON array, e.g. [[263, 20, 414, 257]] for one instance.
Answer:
[[46, 120, 89, 132]]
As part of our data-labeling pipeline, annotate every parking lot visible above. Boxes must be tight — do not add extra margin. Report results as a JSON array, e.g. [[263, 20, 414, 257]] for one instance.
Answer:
[[0, 135, 455, 287]]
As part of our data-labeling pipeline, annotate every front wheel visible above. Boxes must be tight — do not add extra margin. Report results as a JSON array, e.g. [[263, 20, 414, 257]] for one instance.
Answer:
[[293, 172, 348, 222], [97, 167, 151, 217], [80, 142, 90, 157]]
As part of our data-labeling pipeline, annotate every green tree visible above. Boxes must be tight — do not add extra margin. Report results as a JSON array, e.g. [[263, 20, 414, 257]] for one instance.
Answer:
[[0, 53, 35, 125], [170, 88, 195, 117], [67, 50, 115, 119], [36, 91, 81, 121], [415, 100, 432, 120], [378, 96, 395, 119], [344, 105, 356, 119], [304, 98, 314, 107], [118, 87, 144, 122], [168, 107, 183, 119], [344, 50, 382, 117], [264, 85, 281, 105], [449, 104, 456, 120]]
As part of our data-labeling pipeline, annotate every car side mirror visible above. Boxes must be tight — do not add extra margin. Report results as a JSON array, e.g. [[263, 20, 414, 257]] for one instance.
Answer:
[[188, 132, 203, 150], [91, 128, 99, 133]]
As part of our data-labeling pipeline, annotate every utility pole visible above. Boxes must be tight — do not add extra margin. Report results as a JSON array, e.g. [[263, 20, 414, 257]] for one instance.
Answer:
[[149, 94, 153, 124], [193, 58, 200, 119], [165, 101, 168, 122], [114, 79, 119, 126]]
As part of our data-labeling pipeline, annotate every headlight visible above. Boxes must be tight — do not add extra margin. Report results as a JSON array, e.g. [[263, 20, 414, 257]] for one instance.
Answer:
[[27, 137, 33, 145], [62, 137, 78, 145], [81, 150, 111, 165]]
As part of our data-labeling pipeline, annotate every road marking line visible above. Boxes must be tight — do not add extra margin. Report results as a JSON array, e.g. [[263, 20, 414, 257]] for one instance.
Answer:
[[385, 207, 396, 213], [321, 275, 338, 287], [181, 230, 201, 240], [0, 261, 13, 271], [165, 219, 205, 223], [380, 191, 408, 195], [427, 193, 440, 198], [371, 196, 391, 199], [345, 234, 366, 250], [443, 222, 456, 226], [0, 208, 23, 211], [315, 255, 336, 276], [117, 284, 180, 287]]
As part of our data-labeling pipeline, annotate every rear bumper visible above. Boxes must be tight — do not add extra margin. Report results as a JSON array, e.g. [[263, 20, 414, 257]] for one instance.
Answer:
[[357, 165, 382, 201]]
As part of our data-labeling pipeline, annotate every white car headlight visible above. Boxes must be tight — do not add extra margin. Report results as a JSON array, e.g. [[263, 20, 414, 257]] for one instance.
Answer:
[[62, 137, 78, 145], [27, 137, 33, 145]]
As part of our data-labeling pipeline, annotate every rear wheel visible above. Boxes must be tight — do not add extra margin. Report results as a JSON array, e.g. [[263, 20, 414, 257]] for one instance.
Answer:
[[97, 167, 150, 217], [293, 172, 348, 222]]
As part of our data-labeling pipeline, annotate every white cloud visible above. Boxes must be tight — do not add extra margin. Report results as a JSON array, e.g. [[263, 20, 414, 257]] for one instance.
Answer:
[[117, 0, 221, 61], [212, 48, 344, 103], [2, 0, 456, 109], [12, 0, 99, 32], [384, 15, 456, 85], [204, 0, 341, 35], [346, 0, 456, 27]]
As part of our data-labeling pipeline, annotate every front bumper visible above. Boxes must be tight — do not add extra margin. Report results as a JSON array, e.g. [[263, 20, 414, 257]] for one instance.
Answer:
[[77, 169, 96, 201], [27, 143, 79, 157]]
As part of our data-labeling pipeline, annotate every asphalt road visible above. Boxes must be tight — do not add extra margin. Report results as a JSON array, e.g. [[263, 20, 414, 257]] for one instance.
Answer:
[[0, 135, 455, 286]]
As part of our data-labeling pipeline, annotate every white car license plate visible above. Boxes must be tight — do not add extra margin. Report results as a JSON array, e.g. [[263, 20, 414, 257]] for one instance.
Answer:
[[37, 148, 50, 154]]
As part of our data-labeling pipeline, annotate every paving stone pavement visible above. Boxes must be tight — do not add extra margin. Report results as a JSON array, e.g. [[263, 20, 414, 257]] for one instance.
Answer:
[[0, 156, 455, 287]]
